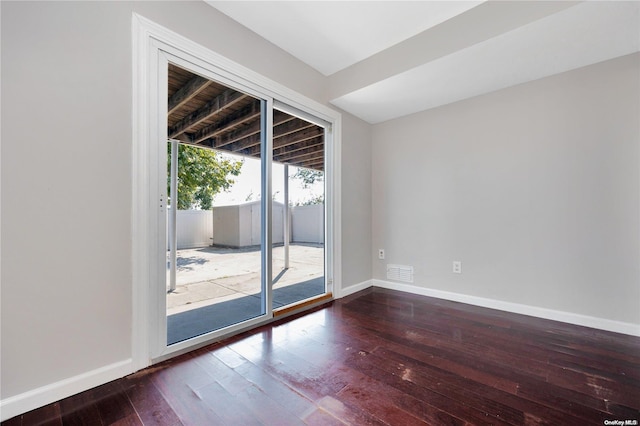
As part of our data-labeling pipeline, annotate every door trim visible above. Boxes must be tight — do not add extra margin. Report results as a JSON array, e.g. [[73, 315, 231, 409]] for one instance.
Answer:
[[132, 13, 342, 370]]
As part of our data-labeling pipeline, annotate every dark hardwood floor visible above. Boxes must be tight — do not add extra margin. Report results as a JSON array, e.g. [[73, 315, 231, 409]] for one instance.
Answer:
[[4, 287, 640, 425]]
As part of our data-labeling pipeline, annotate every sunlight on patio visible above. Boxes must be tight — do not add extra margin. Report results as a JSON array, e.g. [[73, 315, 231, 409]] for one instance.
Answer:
[[166, 244, 324, 315]]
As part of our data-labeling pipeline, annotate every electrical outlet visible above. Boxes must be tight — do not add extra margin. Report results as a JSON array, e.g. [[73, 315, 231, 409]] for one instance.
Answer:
[[378, 249, 385, 260], [453, 261, 462, 274]]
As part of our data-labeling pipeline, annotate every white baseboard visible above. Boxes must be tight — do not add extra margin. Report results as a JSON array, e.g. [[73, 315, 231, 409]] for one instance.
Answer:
[[372, 279, 640, 337], [339, 279, 373, 298], [0, 359, 134, 422]]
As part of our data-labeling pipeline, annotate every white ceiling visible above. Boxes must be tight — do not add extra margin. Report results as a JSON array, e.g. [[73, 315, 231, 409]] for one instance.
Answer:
[[207, 1, 640, 124], [208, 1, 483, 76]]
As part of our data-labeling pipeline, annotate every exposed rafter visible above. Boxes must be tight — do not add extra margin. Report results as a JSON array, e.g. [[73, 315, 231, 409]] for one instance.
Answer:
[[218, 133, 261, 153], [274, 118, 315, 138], [168, 75, 211, 115], [216, 120, 261, 149], [273, 136, 323, 158], [212, 118, 314, 155], [275, 141, 324, 162], [274, 127, 323, 150], [242, 124, 320, 157], [169, 89, 247, 139], [168, 64, 325, 171], [192, 101, 261, 144], [299, 158, 324, 169], [192, 110, 295, 153]]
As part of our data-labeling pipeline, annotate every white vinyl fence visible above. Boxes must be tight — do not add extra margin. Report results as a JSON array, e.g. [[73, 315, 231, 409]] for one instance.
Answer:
[[291, 204, 324, 244], [171, 202, 324, 249], [169, 209, 213, 250]]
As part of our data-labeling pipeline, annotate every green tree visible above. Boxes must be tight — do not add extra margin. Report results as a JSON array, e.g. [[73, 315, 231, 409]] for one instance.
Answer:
[[292, 168, 324, 188], [295, 194, 324, 206], [168, 144, 243, 210], [291, 167, 324, 205]]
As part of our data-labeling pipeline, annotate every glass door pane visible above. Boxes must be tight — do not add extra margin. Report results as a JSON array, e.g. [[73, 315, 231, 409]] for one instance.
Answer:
[[165, 63, 267, 344], [271, 111, 326, 310]]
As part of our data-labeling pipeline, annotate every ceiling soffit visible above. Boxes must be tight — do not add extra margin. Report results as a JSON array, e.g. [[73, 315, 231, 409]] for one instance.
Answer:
[[331, 1, 640, 123], [206, 1, 640, 124]]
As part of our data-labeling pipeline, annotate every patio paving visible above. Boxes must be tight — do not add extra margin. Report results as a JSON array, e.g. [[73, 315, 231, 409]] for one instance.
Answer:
[[166, 244, 324, 315], [167, 276, 325, 344]]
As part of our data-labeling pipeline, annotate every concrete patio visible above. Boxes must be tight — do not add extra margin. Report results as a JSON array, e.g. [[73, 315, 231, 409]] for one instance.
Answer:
[[166, 243, 324, 315]]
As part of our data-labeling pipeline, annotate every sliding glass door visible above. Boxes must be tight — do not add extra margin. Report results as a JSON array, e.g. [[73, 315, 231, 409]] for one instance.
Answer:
[[161, 59, 330, 349], [133, 16, 342, 368]]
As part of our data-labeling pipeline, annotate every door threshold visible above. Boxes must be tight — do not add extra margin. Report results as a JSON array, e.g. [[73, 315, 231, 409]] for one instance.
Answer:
[[273, 293, 333, 318]]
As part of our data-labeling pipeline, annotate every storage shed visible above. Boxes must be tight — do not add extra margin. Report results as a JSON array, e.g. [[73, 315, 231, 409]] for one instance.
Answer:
[[212, 201, 284, 247]]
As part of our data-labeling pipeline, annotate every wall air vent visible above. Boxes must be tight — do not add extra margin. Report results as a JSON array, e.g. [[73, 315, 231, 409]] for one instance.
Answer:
[[387, 264, 414, 283]]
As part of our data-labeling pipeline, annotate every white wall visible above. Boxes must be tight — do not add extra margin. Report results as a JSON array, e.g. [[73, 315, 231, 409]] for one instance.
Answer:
[[0, 0, 372, 414], [341, 112, 373, 288], [372, 53, 640, 328], [2, 0, 134, 403]]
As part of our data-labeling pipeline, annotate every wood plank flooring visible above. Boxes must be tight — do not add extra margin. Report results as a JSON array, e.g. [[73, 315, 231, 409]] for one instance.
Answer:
[[4, 288, 640, 425]]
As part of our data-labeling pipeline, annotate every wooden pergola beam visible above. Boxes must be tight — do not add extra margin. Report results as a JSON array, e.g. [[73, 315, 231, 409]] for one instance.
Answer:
[[192, 101, 261, 144], [273, 136, 323, 157], [273, 118, 315, 140], [298, 158, 324, 170], [167, 65, 327, 172], [218, 119, 261, 148], [222, 133, 262, 153], [241, 125, 322, 157], [214, 116, 313, 156], [169, 89, 247, 139], [194, 110, 296, 152], [275, 142, 324, 163], [168, 75, 211, 115], [274, 152, 324, 164], [273, 126, 323, 150]]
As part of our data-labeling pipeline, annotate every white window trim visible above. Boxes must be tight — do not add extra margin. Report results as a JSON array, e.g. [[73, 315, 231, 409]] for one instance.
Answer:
[[132, 13, 342, 370]]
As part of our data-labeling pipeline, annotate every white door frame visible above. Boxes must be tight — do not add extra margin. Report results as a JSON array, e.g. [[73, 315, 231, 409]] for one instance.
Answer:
[[132, 14, 342, 370]]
